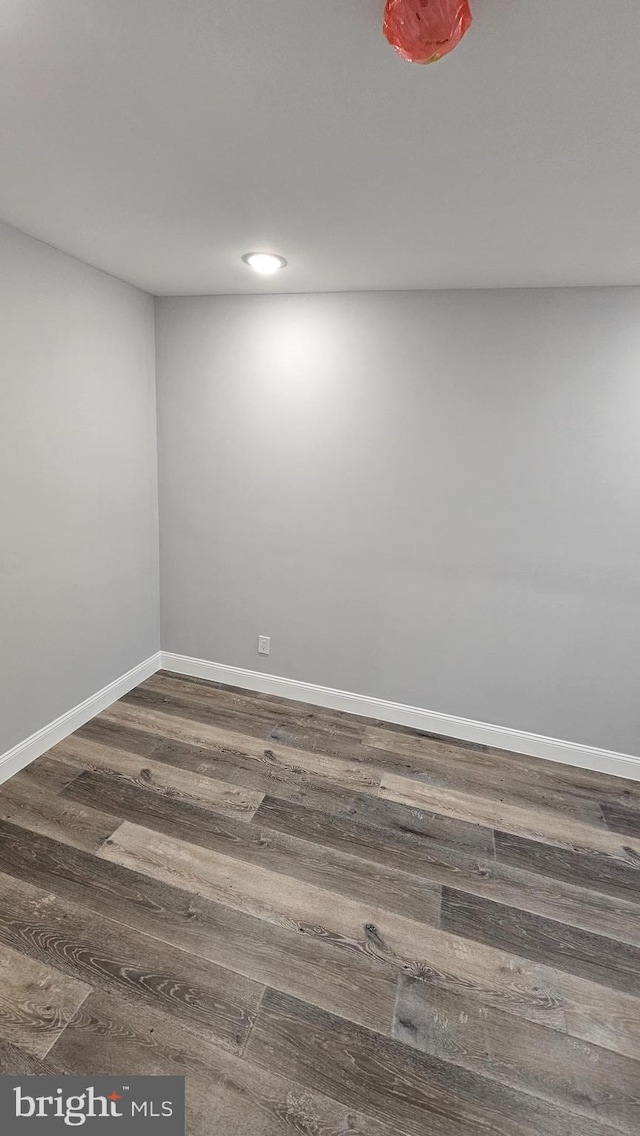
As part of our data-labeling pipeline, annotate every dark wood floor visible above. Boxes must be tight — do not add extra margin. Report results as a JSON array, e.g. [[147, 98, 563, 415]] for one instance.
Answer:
[[1, 671, 639, 1134]]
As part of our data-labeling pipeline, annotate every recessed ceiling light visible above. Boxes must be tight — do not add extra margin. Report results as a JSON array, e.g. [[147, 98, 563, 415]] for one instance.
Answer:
[[242, 252, 287, 276]]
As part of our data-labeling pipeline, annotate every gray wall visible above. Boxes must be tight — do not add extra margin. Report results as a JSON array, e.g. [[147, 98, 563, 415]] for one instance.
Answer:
[[155, 289, 640, 755], [0, 222, 159, 754]]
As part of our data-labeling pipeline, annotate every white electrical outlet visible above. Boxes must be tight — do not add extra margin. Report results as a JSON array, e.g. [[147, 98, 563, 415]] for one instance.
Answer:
[[258, 635, 271, 656]]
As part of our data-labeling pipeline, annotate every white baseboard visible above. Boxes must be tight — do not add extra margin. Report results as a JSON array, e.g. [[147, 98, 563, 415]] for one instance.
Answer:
[[0, 652, 162, 786], [4, 648, 636, 787], [161, 652, 640, 783]]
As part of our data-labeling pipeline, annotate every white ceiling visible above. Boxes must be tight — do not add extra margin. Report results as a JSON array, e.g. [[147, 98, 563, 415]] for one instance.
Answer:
[[1, 1, 639, 295]]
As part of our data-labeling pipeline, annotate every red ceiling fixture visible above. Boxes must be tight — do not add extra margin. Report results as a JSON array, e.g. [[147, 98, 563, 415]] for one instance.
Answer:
[[383, 0, 473, 65]]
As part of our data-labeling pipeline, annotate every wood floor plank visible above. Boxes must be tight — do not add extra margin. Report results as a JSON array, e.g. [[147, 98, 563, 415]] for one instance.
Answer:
[[0, 778, 119, 852], [566, 995, 640, 1062], [246, 989, 617, 1136], [156, 747, 496, 856], [0, 869, 263, 1054], [102, 698, 384, 795], [99, 820, 441, 982], [156, 670, 372, 733], [146, 732, 365, 804], [367, 746, 607, 826], [3, 754, 83, 796], [368, 723, 640, 807], [97, 819, 640, 1059], [601, 802, 640, 839], [0, 818, 396, 1034], [254, 795, 640, 947], [368, 722, 492, 753], [55, 733, 265, 820], [440, 887, 640, 995], [380, 772, 640, 859], [77, 715, 378, 810], [266, 720, 369, 761], [61, 770, 441, 924], [0, 940, 91, 1058], [0, 1038, 58, 1075], [76, 715, 160, 756], [394, 977, 640, 1134], [123, 680, 280, 741], [141, 672, 370, 754], [495, 828, 640, 903], [77, 715, 497, 858], [252, 793, 497, 874], [50, 987, 399, 1136]]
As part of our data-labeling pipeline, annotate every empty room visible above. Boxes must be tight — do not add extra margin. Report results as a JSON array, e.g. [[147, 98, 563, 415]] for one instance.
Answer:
[[1, 2, 639, 1133]]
